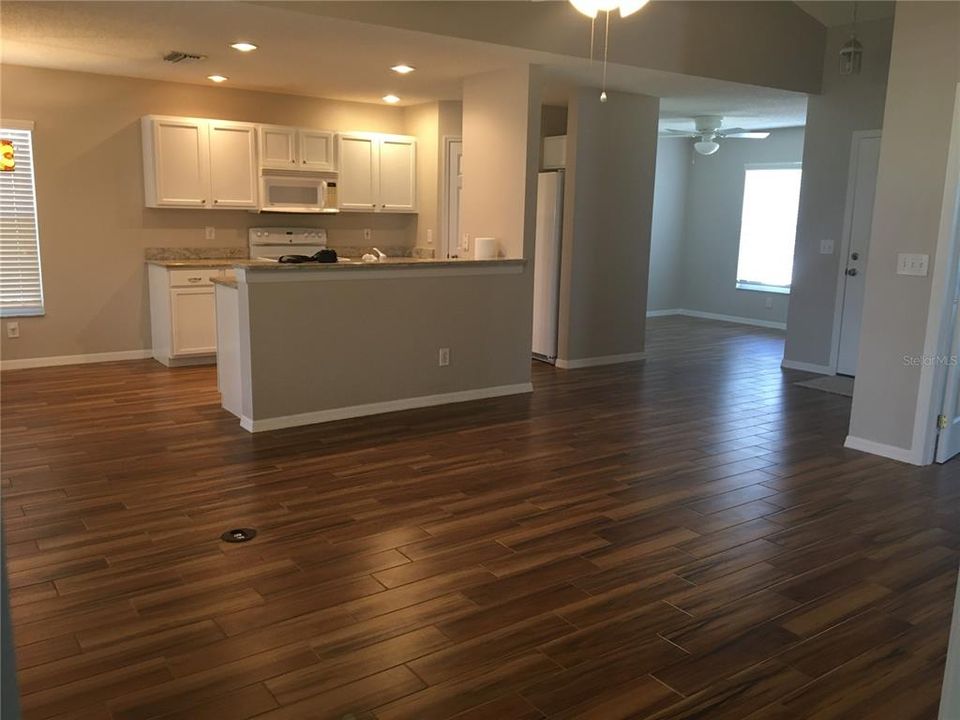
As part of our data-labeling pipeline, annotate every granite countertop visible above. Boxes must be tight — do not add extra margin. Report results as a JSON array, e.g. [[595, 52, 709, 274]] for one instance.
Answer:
[[147, 259, 243, 268], [211, 277, 239, 289], [239, 258, 525, 271]]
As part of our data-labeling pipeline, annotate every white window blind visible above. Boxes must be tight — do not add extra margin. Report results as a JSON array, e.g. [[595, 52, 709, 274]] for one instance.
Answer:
[[0, 123, 44, 316]]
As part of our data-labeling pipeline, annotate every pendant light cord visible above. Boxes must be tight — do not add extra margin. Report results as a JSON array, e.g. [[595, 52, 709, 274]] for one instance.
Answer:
[[602, 10, 610, 97]]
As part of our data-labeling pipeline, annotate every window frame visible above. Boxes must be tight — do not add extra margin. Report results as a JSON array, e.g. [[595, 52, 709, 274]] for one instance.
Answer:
[[734, 161, 803, 296], [0, 119, 44, 318]]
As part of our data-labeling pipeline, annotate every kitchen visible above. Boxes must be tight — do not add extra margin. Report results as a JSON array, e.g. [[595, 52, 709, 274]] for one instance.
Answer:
[[139, 86, 542, 431]]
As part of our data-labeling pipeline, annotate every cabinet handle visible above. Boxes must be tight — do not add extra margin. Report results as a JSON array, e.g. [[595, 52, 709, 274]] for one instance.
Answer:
[[201, 199, 206, 204], [188, 277, 203, 283], [213, 199, 218, 204]]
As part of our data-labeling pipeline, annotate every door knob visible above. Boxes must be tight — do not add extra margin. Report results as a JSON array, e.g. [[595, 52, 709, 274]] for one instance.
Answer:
[[846, 268, 858, 276]]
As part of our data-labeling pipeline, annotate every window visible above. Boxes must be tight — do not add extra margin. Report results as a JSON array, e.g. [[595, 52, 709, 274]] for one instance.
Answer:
[[735, 163, 802, 295], [0, 121, 44, 316]]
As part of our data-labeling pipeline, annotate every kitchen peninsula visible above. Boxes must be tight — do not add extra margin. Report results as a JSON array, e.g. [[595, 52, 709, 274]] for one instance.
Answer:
[[214, 257, 531, 431]]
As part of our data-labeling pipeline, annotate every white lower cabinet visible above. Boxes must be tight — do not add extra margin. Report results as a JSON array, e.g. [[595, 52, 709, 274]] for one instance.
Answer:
[[149, 265, 230, 366]]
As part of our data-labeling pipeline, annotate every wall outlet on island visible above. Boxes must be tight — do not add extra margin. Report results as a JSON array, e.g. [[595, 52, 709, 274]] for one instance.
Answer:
[[438, 347, 450, 367], [6, 321, 19, 339], [764, 297, 773, 309], [363, 228, 372, 242], [205, 226, 216, 240]]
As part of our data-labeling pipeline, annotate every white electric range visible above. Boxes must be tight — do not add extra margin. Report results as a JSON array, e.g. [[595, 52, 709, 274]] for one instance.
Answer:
[[249, 227, 328, 261]]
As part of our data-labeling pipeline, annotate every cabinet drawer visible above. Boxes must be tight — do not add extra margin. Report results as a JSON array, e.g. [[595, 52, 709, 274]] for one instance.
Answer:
[[168, 268, 223, 287]]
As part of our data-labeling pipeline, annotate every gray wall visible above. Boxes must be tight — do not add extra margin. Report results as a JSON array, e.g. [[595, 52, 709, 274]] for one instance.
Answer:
[[558, 88, 660, 363], [848, 1, 960, 451], [648, 138, 690, 312], [783, 17, 895, 368], [244, 269, 532, 419], [647, 128, 805, 324]]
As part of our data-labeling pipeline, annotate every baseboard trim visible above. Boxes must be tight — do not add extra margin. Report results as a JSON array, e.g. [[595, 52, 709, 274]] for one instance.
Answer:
[[1, 349, 153, 371], [844, 435, 922, 465], [555, 352, 646, 370], [645, 308, 683, 318], [241, 382, 534, 432], [781, 359, 835, 375], [646, 308, 786, 330]]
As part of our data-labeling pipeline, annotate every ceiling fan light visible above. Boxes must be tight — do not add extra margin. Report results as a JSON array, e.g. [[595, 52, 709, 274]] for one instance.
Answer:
[[619, 0, 650, 17], [568, 0, 619, 18], [694, 140, 720, 156]]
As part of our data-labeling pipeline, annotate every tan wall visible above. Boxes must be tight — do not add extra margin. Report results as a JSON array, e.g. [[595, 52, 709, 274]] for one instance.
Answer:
[[848, 1, 960, 451], [461, 66, 542, 261], [783, 18, 895, 368], [244, 269, 531, 419], [558, 88, 660, 363], [0, 65, 426, 362], [404, 102, 440, 248]]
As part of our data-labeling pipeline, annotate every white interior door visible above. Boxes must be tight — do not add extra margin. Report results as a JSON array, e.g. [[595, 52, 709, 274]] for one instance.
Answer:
[[937, 279, 960, 462], [445, 140, 462, 258], [836, 133, 882, 376]]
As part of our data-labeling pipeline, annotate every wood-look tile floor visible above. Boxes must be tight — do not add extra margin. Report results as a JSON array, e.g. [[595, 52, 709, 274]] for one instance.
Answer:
[[3, 316, 959, 719]]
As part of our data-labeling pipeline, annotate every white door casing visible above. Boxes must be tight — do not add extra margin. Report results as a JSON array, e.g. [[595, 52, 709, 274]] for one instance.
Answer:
[[443, 138, 463, 258]]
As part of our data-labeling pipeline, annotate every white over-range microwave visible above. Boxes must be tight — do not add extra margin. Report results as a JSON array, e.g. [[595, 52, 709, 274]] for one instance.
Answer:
[[258, 170, 339, 213]]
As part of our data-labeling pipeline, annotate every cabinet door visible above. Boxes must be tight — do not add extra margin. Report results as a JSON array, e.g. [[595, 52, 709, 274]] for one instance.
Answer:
[[171, 288, 217, 356], [337, 134, 379, 211], [259, 126, 298, 169], [378, 137, 417, 212], [208, 121, 258, 208], [150, 118, 210, 207], [299, 130, 336, 171]]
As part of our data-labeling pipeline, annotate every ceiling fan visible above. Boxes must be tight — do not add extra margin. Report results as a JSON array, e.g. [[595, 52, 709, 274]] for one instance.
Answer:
[[662, 115, 770, 156]]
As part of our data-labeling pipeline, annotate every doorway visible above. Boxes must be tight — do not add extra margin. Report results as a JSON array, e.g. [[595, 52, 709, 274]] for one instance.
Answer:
[[442, 137, 462, 259], [835, 130, 882, 376]]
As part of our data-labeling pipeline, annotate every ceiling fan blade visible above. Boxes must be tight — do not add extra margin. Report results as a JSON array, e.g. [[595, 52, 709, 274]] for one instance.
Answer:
[[720, 131, 771, 139], [662, 129, 698, 137]]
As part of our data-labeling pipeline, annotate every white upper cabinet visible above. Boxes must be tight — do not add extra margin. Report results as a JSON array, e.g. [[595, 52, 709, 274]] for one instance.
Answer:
[[208, 121, 258, 208], [143, 117, 210, 207], [338, 133, 379, 211], [259, 127, 335, 171], [258, 126, 298, 169], [299, 130, 336, 171], [378, 136, 417, 212], [338, 133, 417, 213]]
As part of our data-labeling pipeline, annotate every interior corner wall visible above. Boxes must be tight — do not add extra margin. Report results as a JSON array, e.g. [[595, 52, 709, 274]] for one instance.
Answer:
[[783, 17, 895, 368], [681, 127, 805, 325], [558, 88, 659, 364], [648, 137, 691, 312], [404, 102, 441, 249], [847, 1, 960, 453]]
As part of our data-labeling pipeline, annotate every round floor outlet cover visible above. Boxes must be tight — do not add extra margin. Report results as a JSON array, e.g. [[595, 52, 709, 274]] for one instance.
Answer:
[[221, 528, 257, 543]]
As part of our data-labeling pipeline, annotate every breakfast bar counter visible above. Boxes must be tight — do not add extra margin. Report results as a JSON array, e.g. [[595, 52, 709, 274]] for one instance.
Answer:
[[214, 257, 532, 432]]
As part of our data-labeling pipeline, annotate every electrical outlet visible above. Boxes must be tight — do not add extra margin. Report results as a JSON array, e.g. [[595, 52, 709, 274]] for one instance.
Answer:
[[820, 238, 834, 255], [204, 226, 216, 240], [461, 234, 470, 252], [426, 229, 433, 245], [363, 228, 372, 242], [6, 321, 19, 339], [764, 297, 773, 309], [438, 347, 450, 367]]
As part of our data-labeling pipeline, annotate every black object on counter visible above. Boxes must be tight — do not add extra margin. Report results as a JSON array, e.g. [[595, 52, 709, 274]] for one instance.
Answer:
[[313, 249, 338, 263], [277, 249, 338, 264]]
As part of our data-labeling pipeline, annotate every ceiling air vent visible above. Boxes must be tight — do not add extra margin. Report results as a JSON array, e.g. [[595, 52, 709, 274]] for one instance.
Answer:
[[162, 51, 207, 64]]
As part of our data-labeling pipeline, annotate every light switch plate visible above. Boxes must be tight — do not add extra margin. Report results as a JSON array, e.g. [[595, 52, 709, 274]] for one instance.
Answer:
[[204, 226, 215, 240], [820, 238, 834, 255], [897, 253, 929, 276]]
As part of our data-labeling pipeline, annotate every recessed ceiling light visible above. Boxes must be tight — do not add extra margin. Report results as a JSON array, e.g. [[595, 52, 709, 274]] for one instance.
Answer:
[[391, 64, 415, 74], [382, 94, 401, 104], [207, 74, 228, 83], [231, 42, 258, 52]]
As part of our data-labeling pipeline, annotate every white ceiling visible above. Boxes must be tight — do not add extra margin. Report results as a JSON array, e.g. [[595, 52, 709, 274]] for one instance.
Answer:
[[0, 1, 808, 130]]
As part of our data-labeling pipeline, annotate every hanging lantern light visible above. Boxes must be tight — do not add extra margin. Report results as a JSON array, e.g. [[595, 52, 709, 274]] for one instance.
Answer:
[[839, 2, 864, 75], [568, 0, 651, 102]]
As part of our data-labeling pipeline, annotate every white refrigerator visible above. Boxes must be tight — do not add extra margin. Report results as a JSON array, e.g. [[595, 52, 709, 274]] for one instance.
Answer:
[[532, 170, 564, 362]]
